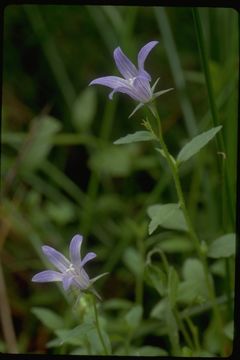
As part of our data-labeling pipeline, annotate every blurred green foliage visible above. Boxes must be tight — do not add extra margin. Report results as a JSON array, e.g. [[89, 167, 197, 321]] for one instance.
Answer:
[[1, 5, 238, 355]]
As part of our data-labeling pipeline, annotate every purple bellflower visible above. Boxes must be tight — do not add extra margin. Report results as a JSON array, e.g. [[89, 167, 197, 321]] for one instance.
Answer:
[[89, 41, 173, 116], [32, 234, 107, 299]]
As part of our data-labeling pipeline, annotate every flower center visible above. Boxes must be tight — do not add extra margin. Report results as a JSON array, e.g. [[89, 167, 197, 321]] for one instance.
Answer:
[[66, 263, 75, 273], [128, 77, 136, 86]]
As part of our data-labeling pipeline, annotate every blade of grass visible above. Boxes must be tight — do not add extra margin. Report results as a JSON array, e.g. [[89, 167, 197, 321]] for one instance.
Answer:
[[0, 261, 18, 353], [154, 7, 198, 137], [80, 99, 117, 237], [87, 6, 117, 54], [24, 5, 76, 110], [41, 160, 86, 205], [192, 7, 235, 229]]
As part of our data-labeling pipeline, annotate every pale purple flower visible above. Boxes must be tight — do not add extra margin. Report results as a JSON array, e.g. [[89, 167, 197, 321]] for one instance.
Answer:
[[32, 234, 107, 298], [89, 40, 173, 113]]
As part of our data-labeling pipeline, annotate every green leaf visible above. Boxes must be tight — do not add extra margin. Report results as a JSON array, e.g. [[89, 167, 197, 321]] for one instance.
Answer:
[[131, 346, 168, 356], [21, 116, 61, 171], [86, 327, 112, 355], [158, 235, 194, 253], [165, 300, 180, 354], [203, 319, 222, 354], [125, 305, 143, 330], [150, 298, 168, 320], [89, 145, 136, 176], [168, 266, 179, 308], [177, 258, 208, 304], [123, 246, 142, 276], [155, 148, 176, 164], [224, 321, 234, 340], [72, 87, 96, 131], [147, 203, 188, 234], [113, 130, 156, 145], [55, 323, 95, 345], [210, 259, 226, 277], [31, 307, 64, 330], [207, 233, 236, 258], [102, 298, 133, 311], [45, 201, 76, 225], [177, 126, 222, 164], [144, 263, 167, 296]]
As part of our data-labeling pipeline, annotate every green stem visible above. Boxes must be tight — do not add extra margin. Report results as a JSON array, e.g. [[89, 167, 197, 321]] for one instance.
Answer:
[[92, 296, 109, 355], [185, 316, 201, 353], [148, 103, 224, 350], [192, 7, 235, 228], [173, 308, 194, 350]]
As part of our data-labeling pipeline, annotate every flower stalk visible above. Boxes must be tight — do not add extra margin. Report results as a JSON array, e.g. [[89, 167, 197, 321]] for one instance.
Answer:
[[147, 103, 224, 350], [92, 296, 109, 355]]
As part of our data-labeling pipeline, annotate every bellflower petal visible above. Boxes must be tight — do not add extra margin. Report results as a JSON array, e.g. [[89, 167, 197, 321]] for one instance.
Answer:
[[69, 234, 83, 267], [81, 252, 97, 267], [75, 268, 90, 289], [133, 76, 152, 102], [89, 76, 127, 89], [32, 270, 63, 282], [113, 47, 138, 79], [42, 245, 70, 272], [63, 274, 74, 290], [109, 85, 145, 102], [137, 41, 159, 80]]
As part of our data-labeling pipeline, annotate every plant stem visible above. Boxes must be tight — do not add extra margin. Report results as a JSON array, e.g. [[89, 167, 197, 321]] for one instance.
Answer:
[[173, 308, 194, 350], [148, 103, 224, 349], [185, 316, 201, 353], [92, 296, 109, 355]]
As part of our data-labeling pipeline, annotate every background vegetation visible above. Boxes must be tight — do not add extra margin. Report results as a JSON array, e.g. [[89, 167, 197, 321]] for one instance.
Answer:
[[1, 5, 238, 355]]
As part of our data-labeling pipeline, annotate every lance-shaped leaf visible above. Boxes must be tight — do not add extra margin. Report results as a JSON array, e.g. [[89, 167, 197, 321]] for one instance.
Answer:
[[147, 203, 188, 235], [177, 126, 222, 165], [114, 130, 156, 145]]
